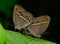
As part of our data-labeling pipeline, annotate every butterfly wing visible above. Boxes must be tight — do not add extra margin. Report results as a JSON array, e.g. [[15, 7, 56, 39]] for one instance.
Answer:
[[26, 15, 50, 37], [13, 5, 34, 30]]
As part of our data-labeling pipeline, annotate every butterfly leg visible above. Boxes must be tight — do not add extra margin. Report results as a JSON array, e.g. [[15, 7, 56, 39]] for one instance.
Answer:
[[22, 27, 31, 35]]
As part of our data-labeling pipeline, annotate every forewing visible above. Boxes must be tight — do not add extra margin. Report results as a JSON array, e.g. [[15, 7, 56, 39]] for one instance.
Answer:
[[13, 5, 34, 30]]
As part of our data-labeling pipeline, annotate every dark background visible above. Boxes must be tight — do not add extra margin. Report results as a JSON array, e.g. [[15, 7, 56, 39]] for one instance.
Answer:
[[17, 0, 60, 44]]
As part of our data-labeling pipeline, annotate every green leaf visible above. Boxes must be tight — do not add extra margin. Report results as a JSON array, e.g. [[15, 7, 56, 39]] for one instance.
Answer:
[[6, 30, 56, 44], [0, 23, 7, 44]]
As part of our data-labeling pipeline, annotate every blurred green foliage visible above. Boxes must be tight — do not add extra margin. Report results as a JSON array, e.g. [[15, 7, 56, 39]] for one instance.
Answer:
[[0, 0, 17, 29], [0, 24, 6, 44], [6, 30, 56, 44], [0, 0, 17, 18]]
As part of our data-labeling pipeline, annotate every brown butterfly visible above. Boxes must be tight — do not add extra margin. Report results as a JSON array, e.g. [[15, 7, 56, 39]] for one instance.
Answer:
[[13, 5, 34, 30], [13, 5, 50, 37]]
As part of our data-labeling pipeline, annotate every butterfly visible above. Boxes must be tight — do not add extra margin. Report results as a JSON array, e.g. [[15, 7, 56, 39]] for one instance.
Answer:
[[13, 5, 50, 37]]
